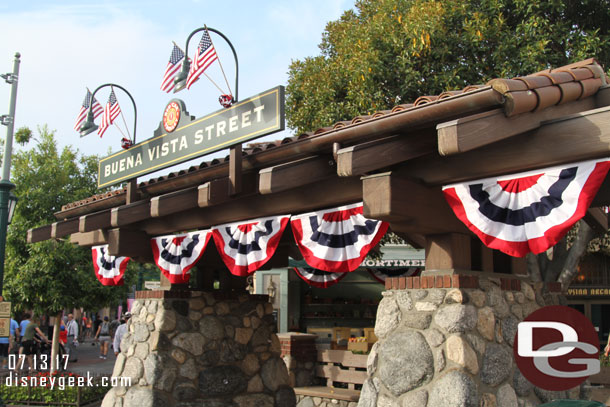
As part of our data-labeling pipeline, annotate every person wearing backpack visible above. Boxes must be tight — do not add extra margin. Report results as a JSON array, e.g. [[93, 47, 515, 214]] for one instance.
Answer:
[[94, 316, 111, 360]]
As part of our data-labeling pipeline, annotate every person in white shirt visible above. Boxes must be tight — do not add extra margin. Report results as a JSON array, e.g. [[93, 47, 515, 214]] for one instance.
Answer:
[[65, 314, 79, 363], [113, 312, 131, 356]]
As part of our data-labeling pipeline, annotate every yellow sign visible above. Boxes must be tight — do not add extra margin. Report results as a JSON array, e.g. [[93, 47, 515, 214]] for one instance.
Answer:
[[0, 318, 9, 337], [567, 287, 610, 297], [0, 302, 11, 318]]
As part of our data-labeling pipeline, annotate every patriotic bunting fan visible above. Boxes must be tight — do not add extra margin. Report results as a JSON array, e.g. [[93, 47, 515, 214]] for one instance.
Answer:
[[291, 203, 389, 273], [92, 245, 130, 286], [293, 267, 347, 288], [151, 230, 211, 284], [366, 267, 421, 285], [442, 157, 610, 257], [213, 215, 290, 277]]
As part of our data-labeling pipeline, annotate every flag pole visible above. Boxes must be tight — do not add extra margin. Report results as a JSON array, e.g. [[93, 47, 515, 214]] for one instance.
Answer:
[[114, 89, 132, 141], [205, 26, 232, 97]]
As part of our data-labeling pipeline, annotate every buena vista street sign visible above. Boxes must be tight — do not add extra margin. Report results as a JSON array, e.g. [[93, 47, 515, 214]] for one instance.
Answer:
[[98, 86, 285, 188]]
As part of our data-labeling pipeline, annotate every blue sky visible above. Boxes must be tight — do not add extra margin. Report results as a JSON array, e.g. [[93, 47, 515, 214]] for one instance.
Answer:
[[0, 0, 355, 182]]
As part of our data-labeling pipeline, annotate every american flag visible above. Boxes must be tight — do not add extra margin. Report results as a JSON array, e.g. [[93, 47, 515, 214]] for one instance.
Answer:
[[74, 88, 103, 131], [186, 29, 218, 90], [161, 43, 186, 93], [98, 89, 121, 138]]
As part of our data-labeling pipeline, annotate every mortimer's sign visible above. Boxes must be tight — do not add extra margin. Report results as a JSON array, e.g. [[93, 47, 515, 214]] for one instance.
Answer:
[[98, 86, 284, 188]]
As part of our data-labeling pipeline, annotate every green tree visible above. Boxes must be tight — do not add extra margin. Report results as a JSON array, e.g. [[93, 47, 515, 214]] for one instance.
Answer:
[[286, 0, 610, 288], [3, 126, 135, 316], [286, 0, 610, 134]]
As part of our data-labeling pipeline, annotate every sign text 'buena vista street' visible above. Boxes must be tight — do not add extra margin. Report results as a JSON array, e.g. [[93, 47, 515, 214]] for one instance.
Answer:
[[98, 86, 285, 188]]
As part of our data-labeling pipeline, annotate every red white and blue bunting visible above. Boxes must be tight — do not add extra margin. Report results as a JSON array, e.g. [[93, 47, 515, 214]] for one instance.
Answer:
[[293, 267, 347, 288], [212, 215, 290, 277], [92, 245, 130, 286], [151, 230, 211, 284], [443, 158, 610, 257], [366, 267, 421, 285], [291, 203, 389, 273]]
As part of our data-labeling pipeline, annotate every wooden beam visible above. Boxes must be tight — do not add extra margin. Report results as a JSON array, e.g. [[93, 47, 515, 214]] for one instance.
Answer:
[[27, 225, 52, 244], [424, 233, 471, 272], [141, 176, 362, 236], [259, 155, 336, 195], [70, 230, 107, 246], [583, 207, 609, 234], [402, 106, 610, 186], [51, 218, 79, 240], [230, 144, 242, 195], [362, 172, 469, 235], [79, 209, 111, 233], [198, 173, 258, 208], [126, 179, 138, 204], [437, 98, 596, 156], [110, 200, 151, 228], [336, 133, 435, 177], [107, 228, 152, 262], [151, 187, 198, 218]]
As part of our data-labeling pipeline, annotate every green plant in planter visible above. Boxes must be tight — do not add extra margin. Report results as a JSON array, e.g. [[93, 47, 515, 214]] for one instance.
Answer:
[[0, 371, 109, 406]]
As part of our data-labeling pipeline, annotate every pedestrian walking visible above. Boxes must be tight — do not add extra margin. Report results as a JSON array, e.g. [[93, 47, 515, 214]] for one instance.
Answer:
[[94, 316, 111, 359], [113, 312, 131, 356], [65, 313, 79, 362]]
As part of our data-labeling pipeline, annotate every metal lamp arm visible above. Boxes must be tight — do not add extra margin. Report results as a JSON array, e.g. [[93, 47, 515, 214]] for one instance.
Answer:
[[89, 83, 138, 143], [183, 26, 239, 102]]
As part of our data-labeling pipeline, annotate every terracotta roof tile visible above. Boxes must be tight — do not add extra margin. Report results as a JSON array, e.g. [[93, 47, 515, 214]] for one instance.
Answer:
[[488, 59, 606, 116], [414, 95, 439, 106], [390, 104, 414, 112]]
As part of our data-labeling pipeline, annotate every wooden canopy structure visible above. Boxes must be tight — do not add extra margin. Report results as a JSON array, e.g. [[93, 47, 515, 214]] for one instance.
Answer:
[[27, 58, 610, 278]]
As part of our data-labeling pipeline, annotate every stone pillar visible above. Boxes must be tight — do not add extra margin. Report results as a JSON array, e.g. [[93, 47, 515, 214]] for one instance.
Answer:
[[277, 332, 318, 387], [102, 290, 296, 407], [359, 273, 585, 407]]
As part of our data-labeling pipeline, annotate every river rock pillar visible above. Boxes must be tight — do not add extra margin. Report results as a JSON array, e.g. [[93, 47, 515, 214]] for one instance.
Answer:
[[102, 290, 296, 407], [359, 273, 586, 407]]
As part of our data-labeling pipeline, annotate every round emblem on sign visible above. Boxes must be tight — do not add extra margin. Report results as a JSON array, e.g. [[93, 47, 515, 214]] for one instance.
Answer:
[[163, 101, 181, 133]]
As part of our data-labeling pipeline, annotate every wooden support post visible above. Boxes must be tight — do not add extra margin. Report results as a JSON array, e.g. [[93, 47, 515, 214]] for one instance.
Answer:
[[230, 144, 242, 195], [425, 233, 471, 272], [159, 273, 171, 290], [481, 246, 494, 273], [126, 179, 138, 205], [511, 256, 528, 275]]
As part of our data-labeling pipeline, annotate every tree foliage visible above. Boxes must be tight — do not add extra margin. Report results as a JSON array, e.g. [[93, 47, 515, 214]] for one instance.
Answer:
[[286, 0, 610, 288], [286, 0, 610, 133], [4, 127, 135, 315]]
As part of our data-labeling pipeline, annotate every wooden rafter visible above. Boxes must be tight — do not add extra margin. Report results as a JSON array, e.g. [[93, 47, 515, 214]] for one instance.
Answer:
[[259, 155, 336, 195], [151, 187, 198, 218], [142, 176, 362, 237], [437, 98, 598, 156], [400, 106, 610, 187], [336, 132, 435, 177], [79, 209, 112, 233]]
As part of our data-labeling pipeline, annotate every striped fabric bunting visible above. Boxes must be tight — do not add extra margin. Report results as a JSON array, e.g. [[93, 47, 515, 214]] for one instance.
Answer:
[[92, 245, 130, 286], [291, 203, 389, 273], [293, 267, 347, 288], [443, 157, 610, 257], [151, 230, 211, 284], [213, 215, 290, 276], [366, 267, 421, 285]]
